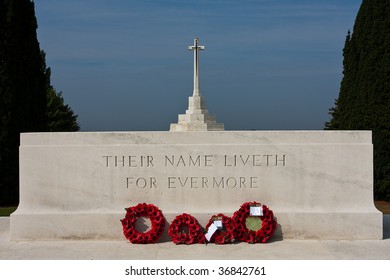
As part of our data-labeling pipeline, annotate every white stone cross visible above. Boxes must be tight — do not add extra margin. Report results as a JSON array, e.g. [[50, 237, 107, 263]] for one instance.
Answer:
[[188, 37, 205, 96]]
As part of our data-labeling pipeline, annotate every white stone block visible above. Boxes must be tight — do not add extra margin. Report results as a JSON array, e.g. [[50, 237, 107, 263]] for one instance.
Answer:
[[11, 131, 382, 240]]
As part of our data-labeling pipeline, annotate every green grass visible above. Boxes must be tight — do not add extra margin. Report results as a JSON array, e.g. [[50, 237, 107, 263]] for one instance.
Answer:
[[0, 207, 17, 216]]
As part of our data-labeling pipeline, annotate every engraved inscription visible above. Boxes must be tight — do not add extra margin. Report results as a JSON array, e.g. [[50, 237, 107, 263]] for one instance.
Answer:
[[167, 176, 260, 189], [224, 154, 286, 167], [103, 155, 154, 168], [164, 155, 213, 167], [102, 153, 287, 190], [126, 177, 157, 189]]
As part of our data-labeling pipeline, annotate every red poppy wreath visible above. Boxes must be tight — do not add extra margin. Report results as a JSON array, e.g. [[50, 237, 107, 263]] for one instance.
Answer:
[[168, 213, 205, 244], [232, 201, 277, 243], [121, 202, 165, 244], [205, 213, 236, 245]]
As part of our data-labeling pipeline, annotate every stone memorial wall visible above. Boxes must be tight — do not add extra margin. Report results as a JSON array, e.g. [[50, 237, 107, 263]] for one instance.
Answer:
[[11, 131, 382, 240]]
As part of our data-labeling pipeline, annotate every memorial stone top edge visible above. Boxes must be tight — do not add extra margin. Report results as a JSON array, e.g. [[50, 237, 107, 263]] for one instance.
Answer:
[[20, 130, 372, 146]]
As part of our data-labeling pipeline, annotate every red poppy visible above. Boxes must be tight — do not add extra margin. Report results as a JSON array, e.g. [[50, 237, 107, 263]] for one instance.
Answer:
[[256, 230, 265, 238], [152, 211, 161, 218], [197, 233, 206, 244], [191, 225, 200, 232], [154, 215, 163, 223], [125, 212, 134, 220], [226, 224, 235, 232], [135, 205, 143, 213], [233, 213, 243, 222], [121, 219, 129, 228], [172, 236, 181, 244], [246, 234, 255, 243], [180, 233, 187, 242], [215, 235, 226, 245], [225, 232, 235, 242], [186, 236, 195, 245], [124, 228, 134, 236]]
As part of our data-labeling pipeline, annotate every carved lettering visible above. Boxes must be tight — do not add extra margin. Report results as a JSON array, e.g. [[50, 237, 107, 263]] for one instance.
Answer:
[[240, 155, 250, 165], [253, 155, 261, 166], [168, 177, 175, 188], [263, 155, 272, 167], [165, 155, 214, 167], [103, 156, 112, 167], [250, 176, 259, 188], [202, 177, 209, 188], [240, 176, 247, 187], [213, 177, 225, 188], [191, 177, 198, 188], [129, 156, 137, 167], [276, 154, 286, 166], [115, 156, 125, 167], [105, 154, 286, 168], [177, 156, 186, 167], [178, 177, 188, 187], [126, 177, 157, 188], [189, 156, 200, 166], [224, 155, 235, 167], [224, 154, 286, 167], [166, 176, 260, 189], [226, 177, 237, 188], [107, 153, 285, 191], [103, 155, 154, 168], [205, 155, 213, 167]]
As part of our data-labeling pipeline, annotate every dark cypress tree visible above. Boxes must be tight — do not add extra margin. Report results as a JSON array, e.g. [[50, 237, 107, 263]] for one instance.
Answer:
[[41, 51, 80, 132], [46, 84, 80, 132], [0, 0, 47, 205], [47, 87, 80, 132], [326, 0, 390, 201]]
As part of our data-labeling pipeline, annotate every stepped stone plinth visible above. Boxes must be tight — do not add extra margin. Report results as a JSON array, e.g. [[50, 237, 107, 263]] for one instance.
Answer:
[[170, 95, 224, 131]]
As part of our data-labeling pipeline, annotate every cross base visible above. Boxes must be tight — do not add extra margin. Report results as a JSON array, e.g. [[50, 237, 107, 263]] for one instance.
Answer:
[[170, 95, 224, 131]]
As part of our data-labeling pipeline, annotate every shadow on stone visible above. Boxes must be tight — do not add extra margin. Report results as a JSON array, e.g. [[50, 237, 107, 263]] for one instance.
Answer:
[[383, 215, 390, 240], [268, 222, 283, 243], [135, 217, 151, 233], [159, 219, 172, 243]]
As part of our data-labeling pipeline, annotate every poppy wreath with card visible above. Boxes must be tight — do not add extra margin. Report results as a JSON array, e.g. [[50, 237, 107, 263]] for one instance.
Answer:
[[168, 213, 205, 244], [205, 213, 237, 244], [232, 201, 277, 243], [121, 203, 165, 244]]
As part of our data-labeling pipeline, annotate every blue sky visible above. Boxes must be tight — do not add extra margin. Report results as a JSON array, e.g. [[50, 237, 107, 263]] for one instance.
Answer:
[[34, 0, 361, 131]]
